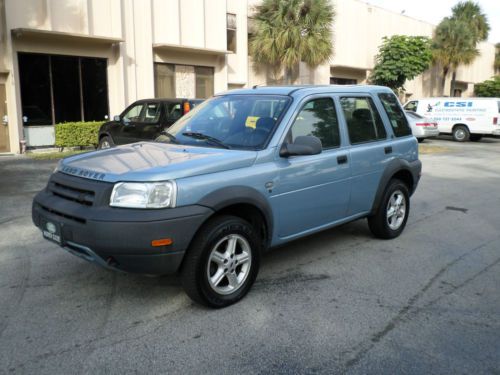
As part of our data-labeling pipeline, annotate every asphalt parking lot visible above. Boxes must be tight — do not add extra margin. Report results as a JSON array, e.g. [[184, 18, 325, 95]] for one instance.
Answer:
[[1, 137, 499, 374]]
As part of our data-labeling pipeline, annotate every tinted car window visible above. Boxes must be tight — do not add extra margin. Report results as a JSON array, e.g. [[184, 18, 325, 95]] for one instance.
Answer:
[[340, 97, 386, 144], [122, 103, 144, 122], [379, 93, 412, 137], [161, 95, 290, 150], [288, 98, 340, 149], [404, 100, 418, 112], [143, 103, 161, 123]]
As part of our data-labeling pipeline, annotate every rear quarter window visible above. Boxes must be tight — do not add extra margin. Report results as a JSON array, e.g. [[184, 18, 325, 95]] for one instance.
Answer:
[[378, 93, 412, 137]]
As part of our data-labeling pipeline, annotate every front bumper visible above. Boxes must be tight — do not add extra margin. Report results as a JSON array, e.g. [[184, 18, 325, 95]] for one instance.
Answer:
[[492, 129, 500, 136], [32, 173, 213, 275]]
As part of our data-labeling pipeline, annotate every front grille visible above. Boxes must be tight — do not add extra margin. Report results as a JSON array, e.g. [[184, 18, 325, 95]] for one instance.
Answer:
[[49, 182, 95, 206], [47, 172, 113, 207]]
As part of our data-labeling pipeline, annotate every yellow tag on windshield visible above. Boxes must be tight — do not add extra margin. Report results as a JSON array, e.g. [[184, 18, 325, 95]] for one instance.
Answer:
[[245, 116, 259, 129]]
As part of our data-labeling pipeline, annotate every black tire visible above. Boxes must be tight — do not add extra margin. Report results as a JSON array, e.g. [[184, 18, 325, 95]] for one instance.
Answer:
[[452, 125, 470, 142], [417, 138, 425, 143], [368, 179, 410, 239], [98, 135, 114, 149], [181, 215, 261, 308], [469, 134, 483, 142]]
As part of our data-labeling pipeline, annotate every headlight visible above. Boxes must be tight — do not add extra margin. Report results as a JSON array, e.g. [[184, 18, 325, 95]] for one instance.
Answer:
[[110, 181, 177, 208]]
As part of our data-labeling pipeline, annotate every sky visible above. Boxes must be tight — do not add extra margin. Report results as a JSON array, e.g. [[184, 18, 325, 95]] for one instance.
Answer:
[[363, 0, 500, 44]]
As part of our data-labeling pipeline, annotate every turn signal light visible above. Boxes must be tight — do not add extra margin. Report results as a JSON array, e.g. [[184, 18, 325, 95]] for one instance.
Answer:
[[493, 117, 498, 125], [183, 102, 191, 114], [151, 238, 173, 247]]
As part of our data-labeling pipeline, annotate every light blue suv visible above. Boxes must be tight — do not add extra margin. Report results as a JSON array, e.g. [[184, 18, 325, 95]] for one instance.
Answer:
[[33, 85, 421, 307]]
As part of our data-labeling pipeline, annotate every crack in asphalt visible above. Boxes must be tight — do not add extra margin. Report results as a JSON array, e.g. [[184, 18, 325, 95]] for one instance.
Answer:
[[342, 236, 500, 371]]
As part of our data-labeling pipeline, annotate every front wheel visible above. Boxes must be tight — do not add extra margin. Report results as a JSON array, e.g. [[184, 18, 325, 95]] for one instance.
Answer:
[[368, 179, 410, 239], [417, 138, 425, 143], [98, 135, 114, 149], [181, 215, 261, 308], [452, 125, 470, 142]]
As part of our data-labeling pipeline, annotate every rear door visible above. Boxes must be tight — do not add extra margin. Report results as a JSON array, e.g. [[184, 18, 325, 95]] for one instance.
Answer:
[[337, 94, 392, 215]]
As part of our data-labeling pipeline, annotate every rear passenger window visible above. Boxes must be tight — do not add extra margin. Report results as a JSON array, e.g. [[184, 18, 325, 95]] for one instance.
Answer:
[[379, 93, 412, 137], [143, 103, 161, 123], [340, 97, 386, 144], [288, 98, 340, 149]]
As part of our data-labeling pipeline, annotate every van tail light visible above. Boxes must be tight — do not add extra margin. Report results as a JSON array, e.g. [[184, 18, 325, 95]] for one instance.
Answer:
[[183, 102, 191, 115], [416, 122, 432, 127], [494, 117, 498, 125]]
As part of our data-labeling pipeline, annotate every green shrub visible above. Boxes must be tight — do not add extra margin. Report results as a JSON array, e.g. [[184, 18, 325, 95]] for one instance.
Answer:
[[474, 76, 500, 97], [55, 121, 103, 148]]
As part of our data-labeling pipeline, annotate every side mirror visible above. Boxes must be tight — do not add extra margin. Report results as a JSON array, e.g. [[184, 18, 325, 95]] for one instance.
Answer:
[[280, 135, 322, 157], [113, 115, 121, 122]]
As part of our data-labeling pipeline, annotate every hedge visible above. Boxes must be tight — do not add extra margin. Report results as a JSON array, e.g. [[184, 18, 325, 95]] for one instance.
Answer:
[[55, 121, 104, 148]]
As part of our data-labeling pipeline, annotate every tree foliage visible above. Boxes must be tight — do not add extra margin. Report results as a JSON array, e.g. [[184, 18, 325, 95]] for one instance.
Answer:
[[474, 76, 500, 97], [432, 1, 489, 96], [370, 35, 432, 92], [250, 0, 334, 83]]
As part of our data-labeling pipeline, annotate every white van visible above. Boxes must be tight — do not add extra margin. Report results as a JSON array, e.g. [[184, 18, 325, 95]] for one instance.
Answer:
[[404, 98, 500, 141]]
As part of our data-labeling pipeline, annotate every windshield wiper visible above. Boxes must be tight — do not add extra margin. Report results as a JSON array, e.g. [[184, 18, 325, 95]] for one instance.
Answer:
[[182, 132, 231, 149]]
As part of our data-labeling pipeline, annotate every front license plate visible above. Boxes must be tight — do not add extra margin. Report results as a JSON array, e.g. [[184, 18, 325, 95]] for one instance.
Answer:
[[41, 219, 62, 245]]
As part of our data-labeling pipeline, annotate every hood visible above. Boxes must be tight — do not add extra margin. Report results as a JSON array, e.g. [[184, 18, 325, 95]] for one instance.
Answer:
[[58, 142, 257, 182]]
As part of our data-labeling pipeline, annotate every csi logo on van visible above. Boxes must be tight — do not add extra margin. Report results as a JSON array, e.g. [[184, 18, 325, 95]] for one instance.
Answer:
[[444, 101, 473, 108]]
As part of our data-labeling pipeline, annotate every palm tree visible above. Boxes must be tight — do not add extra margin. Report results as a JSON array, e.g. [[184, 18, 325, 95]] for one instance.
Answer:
[[450, 1, 489, 42], [433, 18, 479, 96], [249, 0, 334, 84], [432, 1, 489, 96]]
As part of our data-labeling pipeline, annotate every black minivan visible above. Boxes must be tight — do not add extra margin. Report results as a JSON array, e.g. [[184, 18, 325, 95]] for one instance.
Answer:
[[98, 98, 203, 148]]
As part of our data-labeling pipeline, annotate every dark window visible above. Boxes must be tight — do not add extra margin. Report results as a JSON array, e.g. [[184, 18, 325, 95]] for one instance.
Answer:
[[143, 102, 161, 123], [378, 93, 412, 137], [330, 77, 357, 85], [52, 55, 81, 123], [404, 100, 418, 112], [18, 52, 108, 125], [18, 54, 52, 125], [166, 102, 183, 122], [82, 58, 109, 121], [195, 66, 214, 99], [122, 103, 145, 122], [227, 13, 237, 53], [154, 63, 175, 98], [288, 98, 340, 149], [340, 97, 387, 144]]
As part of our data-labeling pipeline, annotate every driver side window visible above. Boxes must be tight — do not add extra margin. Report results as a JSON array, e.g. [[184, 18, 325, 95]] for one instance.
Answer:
[[122, 103, 145, 122], [287, 98, 340, 149]]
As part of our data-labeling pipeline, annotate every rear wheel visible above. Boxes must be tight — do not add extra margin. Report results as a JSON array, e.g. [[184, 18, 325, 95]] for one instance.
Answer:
[[181, 215, 261, 308], [452, 125, 470, 142], [98, 136, 114, 149], [368, 179, 410, 239], [470, 134, 483, 142], [417, 138, 425, 143]]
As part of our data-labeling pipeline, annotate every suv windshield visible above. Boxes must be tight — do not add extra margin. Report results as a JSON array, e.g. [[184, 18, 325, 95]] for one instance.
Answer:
[[156, 95, 291, 150]]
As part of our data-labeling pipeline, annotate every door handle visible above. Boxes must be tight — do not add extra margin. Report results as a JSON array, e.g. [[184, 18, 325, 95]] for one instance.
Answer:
[[384, 146, 393, 154], [337, 155, 348, 164]]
